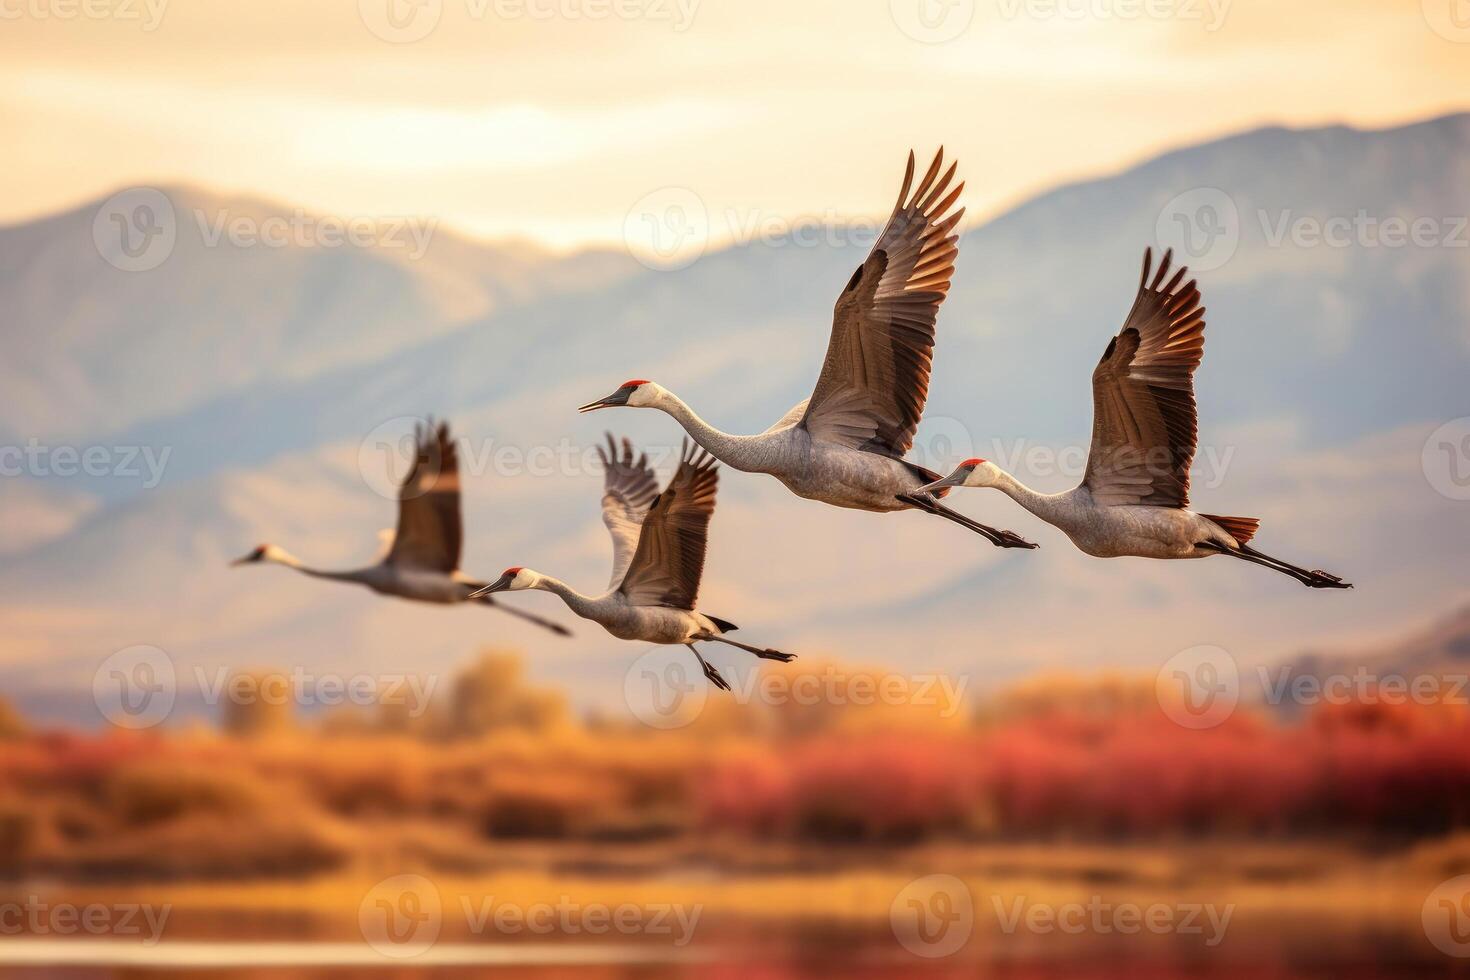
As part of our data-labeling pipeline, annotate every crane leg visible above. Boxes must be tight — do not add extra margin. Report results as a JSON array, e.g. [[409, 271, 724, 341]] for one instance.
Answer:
[[1199, 541, 1352, 589], [685, 643, 731, 690], [699, 634, 796, 662], [897, 492, 1037, 549]]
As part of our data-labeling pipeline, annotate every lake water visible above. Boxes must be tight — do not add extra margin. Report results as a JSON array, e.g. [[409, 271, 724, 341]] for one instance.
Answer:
[[0, 917, 1461, 978]]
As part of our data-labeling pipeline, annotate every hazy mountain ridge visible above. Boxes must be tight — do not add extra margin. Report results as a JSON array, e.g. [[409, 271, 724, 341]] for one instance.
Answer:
[[3, 112, 1467, 717], [0, 184, 638, 445]]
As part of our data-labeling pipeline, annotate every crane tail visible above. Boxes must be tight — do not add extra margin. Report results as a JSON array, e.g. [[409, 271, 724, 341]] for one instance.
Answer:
[[705, 615, 739, 634], [1202, 514, 1260, 546]]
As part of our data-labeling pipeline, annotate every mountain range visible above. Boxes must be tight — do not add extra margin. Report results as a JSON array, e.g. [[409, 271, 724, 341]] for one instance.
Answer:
[[3, 111, 1466, 723]]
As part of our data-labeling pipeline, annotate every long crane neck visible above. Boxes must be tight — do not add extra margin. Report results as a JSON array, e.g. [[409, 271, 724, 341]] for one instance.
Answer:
[[654, 390, 767, 472], [269, 549, 375, 585], [533, 576, 604, 621], [987, 468, 1077, 529]]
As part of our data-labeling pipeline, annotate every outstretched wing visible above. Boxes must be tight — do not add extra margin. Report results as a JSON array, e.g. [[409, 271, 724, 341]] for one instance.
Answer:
[[1084, 248, 1206, 508], [800, 148, 964, 456], [618, 441, 719, 610], [386, 419, 462, 572], [599, 433, 661, 590]]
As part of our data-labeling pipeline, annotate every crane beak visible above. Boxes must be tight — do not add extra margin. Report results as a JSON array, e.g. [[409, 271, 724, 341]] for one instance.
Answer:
[[914, 471, 963, 495], [468, 571, 516, 598], [577, 386, 633, 413]]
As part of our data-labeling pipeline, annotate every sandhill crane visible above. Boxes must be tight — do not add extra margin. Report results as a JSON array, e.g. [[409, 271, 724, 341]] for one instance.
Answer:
[[231, 420, 572, 632], [915, 248, 1351, 589], [469, 435, 796, 690], [577, 149, 1034, 550]]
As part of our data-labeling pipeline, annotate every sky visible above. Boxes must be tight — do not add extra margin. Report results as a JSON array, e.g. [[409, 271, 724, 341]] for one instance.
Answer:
[[3, 0, 1468, 251]]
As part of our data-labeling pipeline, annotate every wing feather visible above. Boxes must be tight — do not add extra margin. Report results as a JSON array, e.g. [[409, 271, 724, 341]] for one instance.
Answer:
[[599, 432, 661, 590], [1083, 248, 1206, 508], [618, 441, 719, 609], [800, 149, 965, 457], [386, 419, 462, 572]]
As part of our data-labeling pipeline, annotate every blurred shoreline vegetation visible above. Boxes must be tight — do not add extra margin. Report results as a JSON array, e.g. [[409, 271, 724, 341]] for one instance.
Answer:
[[4, 647, 1470, 886]]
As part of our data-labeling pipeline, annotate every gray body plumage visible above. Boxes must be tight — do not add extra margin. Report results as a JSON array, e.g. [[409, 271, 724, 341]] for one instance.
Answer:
[[709, 423, 930, 513], [985, 482, 1238, 559]]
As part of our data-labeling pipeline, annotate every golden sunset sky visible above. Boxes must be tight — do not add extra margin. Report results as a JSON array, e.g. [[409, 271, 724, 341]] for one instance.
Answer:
[[3, 0, 1467, 249]]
